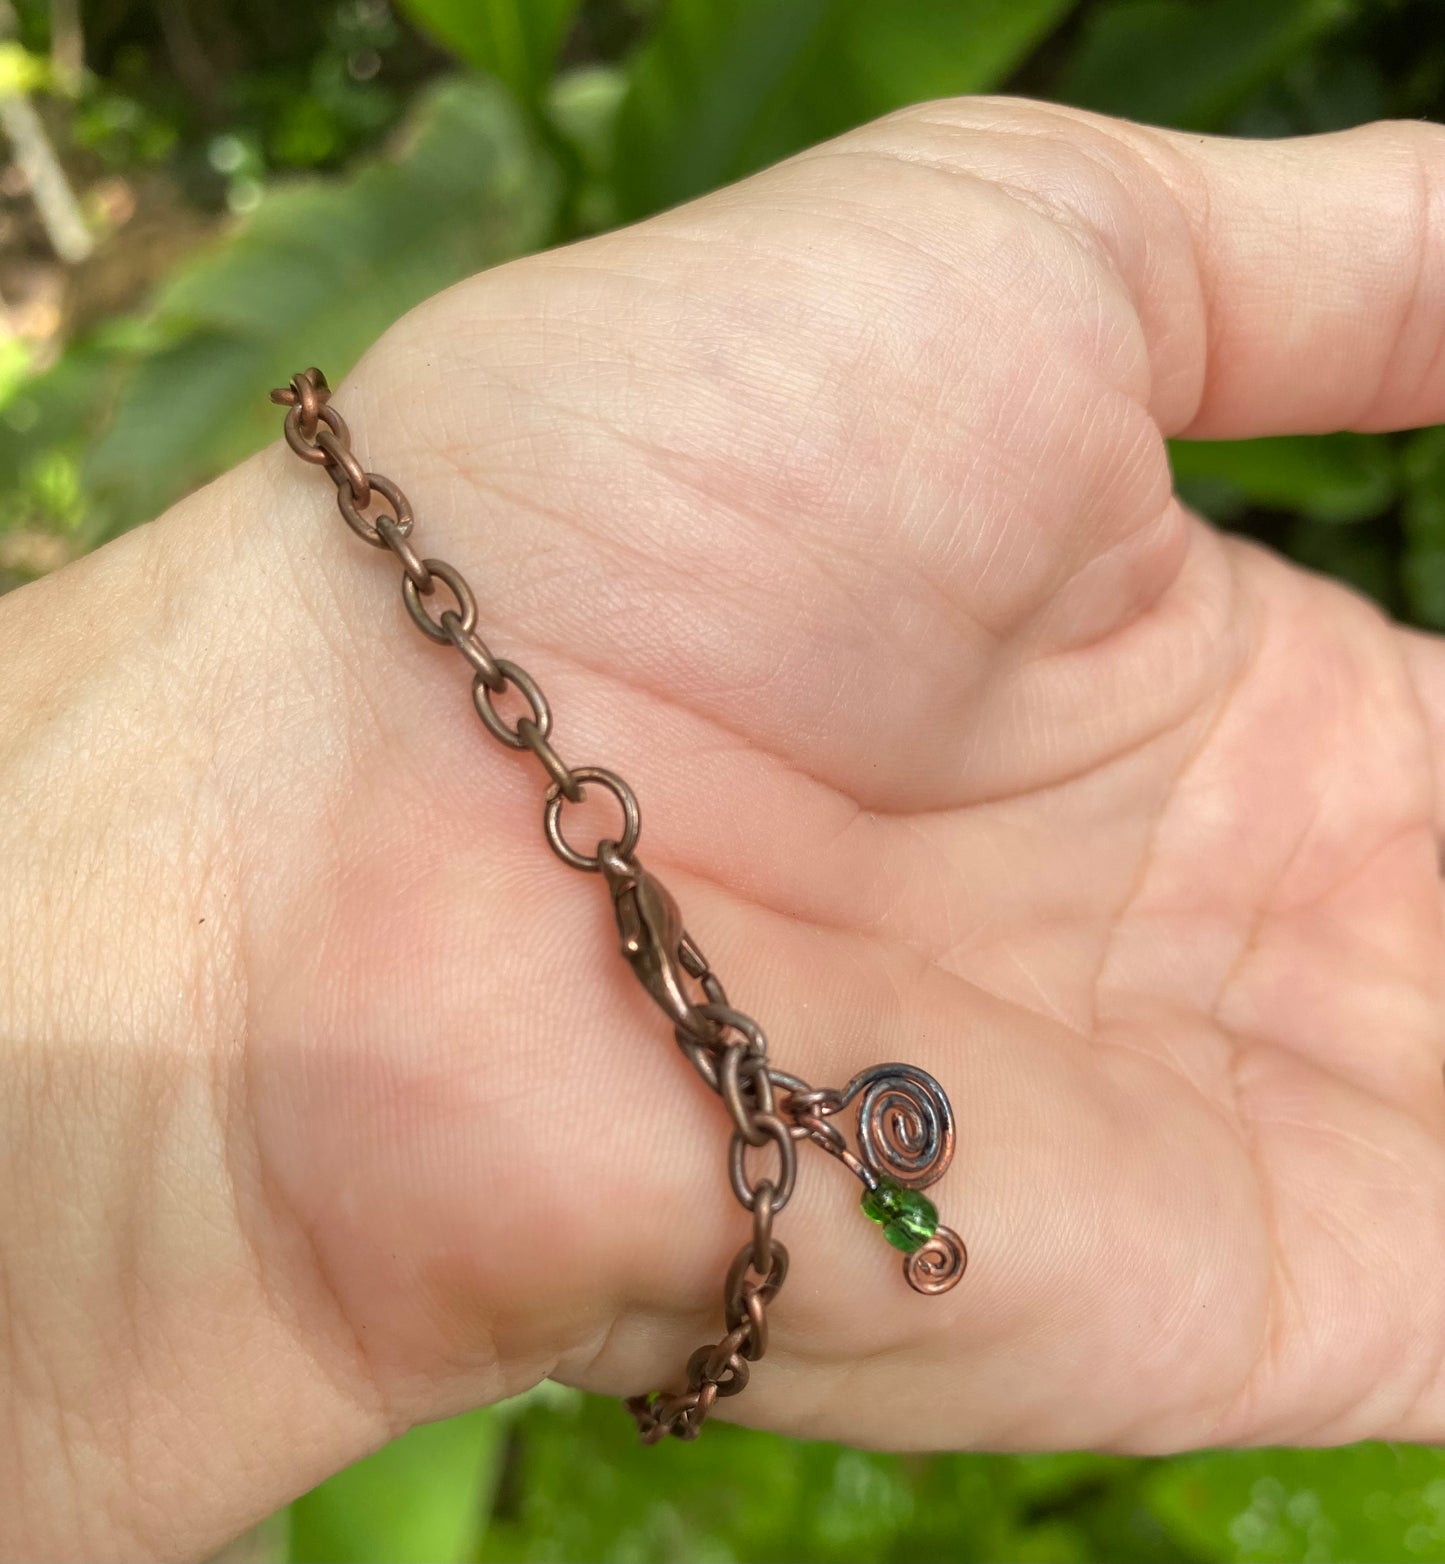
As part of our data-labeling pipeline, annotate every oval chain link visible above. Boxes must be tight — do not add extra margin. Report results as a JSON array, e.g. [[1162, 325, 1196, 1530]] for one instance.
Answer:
[[271, 370, 626, 879]]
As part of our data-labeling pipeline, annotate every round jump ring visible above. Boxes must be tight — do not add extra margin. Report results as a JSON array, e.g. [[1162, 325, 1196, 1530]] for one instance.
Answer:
[[338, 470, 413, 548], [543, 767, 640, 871], [793, 1111, 849, 1159], [403, 558, 476, 643], [289, 367, 327, 433], [785, 1084, 845, 1117], [472, 660, 551, 750], [284, 401, 348, 467]]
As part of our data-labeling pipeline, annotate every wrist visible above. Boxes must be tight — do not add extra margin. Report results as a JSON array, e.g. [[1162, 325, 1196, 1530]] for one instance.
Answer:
[[0, 468, 401, 1559]]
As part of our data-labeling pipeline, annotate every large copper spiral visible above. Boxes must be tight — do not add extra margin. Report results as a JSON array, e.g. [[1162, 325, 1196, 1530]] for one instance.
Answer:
[[841, 1063, 955, 1190]]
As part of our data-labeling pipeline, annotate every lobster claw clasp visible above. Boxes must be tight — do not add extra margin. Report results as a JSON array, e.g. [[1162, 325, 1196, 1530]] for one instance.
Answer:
[[600, 846, 697, 1030]]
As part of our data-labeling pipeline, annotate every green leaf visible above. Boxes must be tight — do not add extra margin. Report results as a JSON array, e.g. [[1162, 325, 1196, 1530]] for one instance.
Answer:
[[0, 39, 49, 96], [839, 0, 1081, 116], [613, 0, 1080, 220], [0, 334, 32, 409], [396, 0, 580, 105], [289, 1409, 503, 1563], [1148, 1444, 1445, 1563], [546, 65, 629, 231], [547, 66, 628, 175], [472, 1391, 1177, 1564], [74, 75, 558, 542], [1401, 425, 1445, 629], [1168, 434, 1398, 526], [1058, 0, 1357, 130]]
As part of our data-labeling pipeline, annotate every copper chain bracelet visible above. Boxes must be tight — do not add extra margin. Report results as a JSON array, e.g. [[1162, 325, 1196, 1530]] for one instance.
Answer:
[[271, 367, 968, 1443]]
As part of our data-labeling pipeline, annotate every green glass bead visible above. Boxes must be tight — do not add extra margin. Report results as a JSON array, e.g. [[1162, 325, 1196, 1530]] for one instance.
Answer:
[[860, 1176, 939, 1254]]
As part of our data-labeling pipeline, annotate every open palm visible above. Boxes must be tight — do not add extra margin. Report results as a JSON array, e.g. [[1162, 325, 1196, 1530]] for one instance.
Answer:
[[59, 99, 1445, 1481]]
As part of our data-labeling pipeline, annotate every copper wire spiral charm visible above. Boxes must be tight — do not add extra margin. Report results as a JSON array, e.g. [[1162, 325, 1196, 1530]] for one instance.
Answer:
[[842, 1063, 956, 1190], [903, 1224, 968, 1294]]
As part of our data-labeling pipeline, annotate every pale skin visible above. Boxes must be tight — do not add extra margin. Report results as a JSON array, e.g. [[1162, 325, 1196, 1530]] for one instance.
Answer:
[[2, 96, 1444, 1560]]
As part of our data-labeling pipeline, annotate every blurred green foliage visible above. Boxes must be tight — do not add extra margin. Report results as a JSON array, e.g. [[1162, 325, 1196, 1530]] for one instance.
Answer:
[[4, 0, 1445, 630], [5, 0, 1445, 619], [286, 1388, 1445, 1563], [2, 1, 1444, 1559]]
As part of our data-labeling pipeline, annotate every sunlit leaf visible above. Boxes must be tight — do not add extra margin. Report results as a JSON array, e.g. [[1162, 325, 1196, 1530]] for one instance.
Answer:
[[74, 75, 557, 542], [1148, 1444, 1445, 1563], [0, 39, 49, 96], [476, 1391, 1172, 1564], [289, 1409, 502, 1564], [546, 64, 629, 231]]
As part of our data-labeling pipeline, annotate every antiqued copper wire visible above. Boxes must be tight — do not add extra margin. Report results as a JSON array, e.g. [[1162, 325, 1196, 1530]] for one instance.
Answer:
[[283, 398, 347, 465], [338, 470, 411, 546], [841, 1062, 956, 1189], [473, 660, 551, 750], [517, 718, 584, 803], [750, 1181, 776, 1277], [544, 767, 639, 870], [728, 1113, 798, 1211], [906, 1227, 969, 1293], [314, 427, 371, 509], [440, 611, 506, 691], [270, 368, 969, 1446], [404, 557, 475, 643], [289, 364, 326, 434], [720, 1043, 776, 1147], [375, 514, 433, 593]]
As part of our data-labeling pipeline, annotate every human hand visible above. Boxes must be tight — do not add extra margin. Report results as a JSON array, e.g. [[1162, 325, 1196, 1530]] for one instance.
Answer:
[[3, 98, 1443, 1560]]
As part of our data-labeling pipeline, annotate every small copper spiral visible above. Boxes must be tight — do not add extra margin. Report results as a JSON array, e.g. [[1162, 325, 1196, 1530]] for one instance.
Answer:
[[904, 1226, 967, 1294], [842, 1062, 956, 1190]]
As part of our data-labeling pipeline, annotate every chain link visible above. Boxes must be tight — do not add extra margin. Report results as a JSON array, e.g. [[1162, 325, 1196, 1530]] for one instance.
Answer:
[[440, 611, 506, 691], [375, 513, 432, 592], [473, 660, 552, 750], [271, 366, 966, 1448], [544, 768, 640, 869], [271, 368, 637, 883], [404, 557, 476, 643]]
